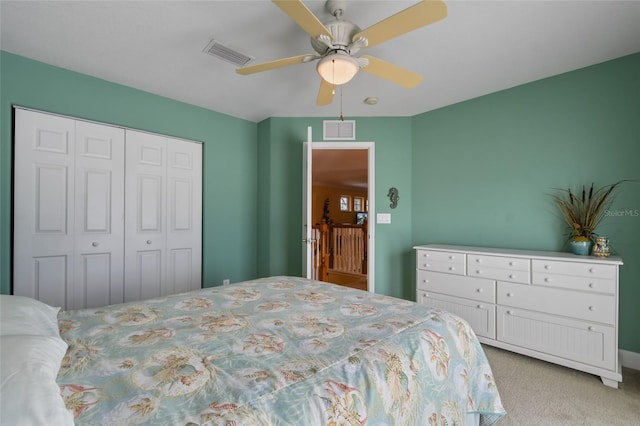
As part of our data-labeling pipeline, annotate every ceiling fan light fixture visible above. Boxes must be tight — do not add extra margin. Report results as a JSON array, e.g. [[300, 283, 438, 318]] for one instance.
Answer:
[[317, 52, 359, 85]]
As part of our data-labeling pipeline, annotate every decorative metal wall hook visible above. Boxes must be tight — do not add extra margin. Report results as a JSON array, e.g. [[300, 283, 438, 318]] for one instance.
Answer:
[[388, 187, 399, 209]]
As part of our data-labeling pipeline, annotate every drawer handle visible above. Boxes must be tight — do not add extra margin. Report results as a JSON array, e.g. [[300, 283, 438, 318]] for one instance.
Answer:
[[589, 268, 596, 273], [589, 283, 596, 288], [475, 258, 482, 263], [509, 261, 515, 266], [589, 306, 596, 311], [544, 264, 550, 270], [477, 304, 484, 309], [544, 277, 551, 283], [92, 241, 99, 247], [509, 274, 516, 279], [146, 240, 152, 245], [507, 310, 514, 315], [476, 288, 483, 293], [448, 255, 455, 260], [422, 279, 428, 283], [506, 292, 514, 297], [588, 326, 594, 331], [449, 266, 456, 271], [475, 269, 482, 275]]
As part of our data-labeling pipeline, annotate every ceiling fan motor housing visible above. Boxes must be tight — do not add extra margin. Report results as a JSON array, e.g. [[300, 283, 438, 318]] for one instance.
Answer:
[[310, 19, 361, 55]]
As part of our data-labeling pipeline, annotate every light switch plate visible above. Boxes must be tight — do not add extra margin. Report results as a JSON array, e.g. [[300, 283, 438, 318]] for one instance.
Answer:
[[377, 213, 391, 224]]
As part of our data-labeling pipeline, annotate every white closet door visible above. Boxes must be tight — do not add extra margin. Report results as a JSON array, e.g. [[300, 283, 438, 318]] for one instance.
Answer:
[[166, 138, 202, 294], [73, 121, 125, 309], [14, 109, 76, 308], [14, 109, 126, 310], [124, 130, 167, 301]]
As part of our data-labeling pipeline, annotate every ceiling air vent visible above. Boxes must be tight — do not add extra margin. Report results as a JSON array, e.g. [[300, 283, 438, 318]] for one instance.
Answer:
[[203, 39, 253, 67], [323, 120, 356, 140]]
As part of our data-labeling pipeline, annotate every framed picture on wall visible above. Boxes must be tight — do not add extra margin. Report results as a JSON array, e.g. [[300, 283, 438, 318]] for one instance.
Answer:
[[340, 195, 351, 212], [353, 196, 364, 212], [356, 212, 368, 224]]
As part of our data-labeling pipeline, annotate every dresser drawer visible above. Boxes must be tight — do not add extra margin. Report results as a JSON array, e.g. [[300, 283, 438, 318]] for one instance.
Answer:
[[533, 273, 616, 294], [468, 265, 530, 284], [468, 254, 529, 272], [532, 259, 616, 280], [497, 281, 615, 325], [497, 306, 615, 370], [418, 290, 496, 339], [416, 250, 465, 275], [417, 270, 495, 303]]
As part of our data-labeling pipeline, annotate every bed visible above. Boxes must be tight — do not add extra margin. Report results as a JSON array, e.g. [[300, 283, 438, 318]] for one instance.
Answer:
[[1, 276, 505, 425]]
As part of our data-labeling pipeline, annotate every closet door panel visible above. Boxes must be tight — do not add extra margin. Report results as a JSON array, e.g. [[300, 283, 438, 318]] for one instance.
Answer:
[[125, 130, 166, 301], [74, 121, 125, 309], [166, 139, 202, 294], [14, 109, 75, 308]]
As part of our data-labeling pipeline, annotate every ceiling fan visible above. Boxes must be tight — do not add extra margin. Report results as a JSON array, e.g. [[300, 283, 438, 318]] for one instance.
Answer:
[[236, 0, 447, 106]]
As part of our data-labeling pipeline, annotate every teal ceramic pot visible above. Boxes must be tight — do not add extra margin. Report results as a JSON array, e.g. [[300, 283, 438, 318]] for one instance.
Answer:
[[569, 240, 592, 256]]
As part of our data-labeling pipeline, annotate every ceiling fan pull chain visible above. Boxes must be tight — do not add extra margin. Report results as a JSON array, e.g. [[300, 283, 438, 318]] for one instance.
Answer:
[[339, 85, 344, 121]]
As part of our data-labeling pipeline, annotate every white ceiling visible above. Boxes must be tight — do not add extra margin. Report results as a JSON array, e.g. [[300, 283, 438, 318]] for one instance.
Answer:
[[1, 1, 639, 123]]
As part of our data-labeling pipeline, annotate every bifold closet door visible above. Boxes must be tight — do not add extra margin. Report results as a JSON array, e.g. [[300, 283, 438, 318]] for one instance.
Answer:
[[124, 130, 202, 301], [13, 109, 125, 310]]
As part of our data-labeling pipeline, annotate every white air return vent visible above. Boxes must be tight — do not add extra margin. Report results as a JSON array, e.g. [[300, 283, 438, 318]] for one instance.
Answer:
[[203, 39, 253, 67], [323, 120, 356, 140]]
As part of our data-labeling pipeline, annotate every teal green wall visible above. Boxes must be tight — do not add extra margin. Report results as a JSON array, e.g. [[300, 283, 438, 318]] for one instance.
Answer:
[[256, 117, 413, 299], [0, 52, 258, 291], [412, 53, 640, 352]]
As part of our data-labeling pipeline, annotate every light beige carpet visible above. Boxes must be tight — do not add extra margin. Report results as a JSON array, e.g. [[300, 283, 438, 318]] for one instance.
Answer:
[[483, 345, 640, 425]]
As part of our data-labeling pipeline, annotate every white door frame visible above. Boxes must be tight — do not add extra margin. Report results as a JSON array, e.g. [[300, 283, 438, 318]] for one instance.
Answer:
[[304, 139, 375, 293]]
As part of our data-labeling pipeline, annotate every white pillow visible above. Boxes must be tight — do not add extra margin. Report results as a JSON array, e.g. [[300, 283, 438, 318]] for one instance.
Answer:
[[0, 334, 74, 426], [0, 294, 61, 337]]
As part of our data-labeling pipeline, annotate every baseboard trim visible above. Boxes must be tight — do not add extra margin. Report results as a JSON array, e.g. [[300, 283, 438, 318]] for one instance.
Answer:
[[620, 349, 640, 371]]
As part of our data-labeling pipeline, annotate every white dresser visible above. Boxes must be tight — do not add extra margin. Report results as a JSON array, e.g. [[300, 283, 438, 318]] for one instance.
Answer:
[[414, 244, 623, 388]]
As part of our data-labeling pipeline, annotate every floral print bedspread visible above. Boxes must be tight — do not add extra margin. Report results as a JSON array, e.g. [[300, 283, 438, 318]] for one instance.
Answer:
[[57, 276, 505, 425]]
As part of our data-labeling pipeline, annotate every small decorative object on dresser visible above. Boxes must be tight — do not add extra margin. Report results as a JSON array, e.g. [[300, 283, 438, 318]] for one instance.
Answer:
[[593, 236, 611, 257], [415, 244, 623, 388], [550, 180, 626, 255]]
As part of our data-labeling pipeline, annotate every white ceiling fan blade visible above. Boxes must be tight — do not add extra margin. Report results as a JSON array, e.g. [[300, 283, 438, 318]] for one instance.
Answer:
[[236, 55, 314, 75], [316, 79, 334, 106], [353, 0, 447, 48], [360, 55, 423, 88], [273, 0, 332, 38]]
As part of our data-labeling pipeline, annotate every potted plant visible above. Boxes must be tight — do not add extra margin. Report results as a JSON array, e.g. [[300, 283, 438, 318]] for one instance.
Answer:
[[550, 180, 625, 255]]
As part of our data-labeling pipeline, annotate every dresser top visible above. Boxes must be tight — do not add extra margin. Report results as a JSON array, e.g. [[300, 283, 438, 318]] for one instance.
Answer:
[[413, 244, 623, 265]]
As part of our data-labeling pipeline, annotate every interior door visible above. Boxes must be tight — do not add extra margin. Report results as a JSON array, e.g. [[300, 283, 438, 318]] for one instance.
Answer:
[[13, 109, 76, 308], [73, 120, 125, 309], [166, 138, 202, 295], [302, 127, 313, 278], [13, 109, 125, 310], [302, 137, 375, 292], [124, 130, 167, 301]]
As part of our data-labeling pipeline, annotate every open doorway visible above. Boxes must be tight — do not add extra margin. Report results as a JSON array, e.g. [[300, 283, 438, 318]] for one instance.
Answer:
[[311, 147, 372, 291]]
